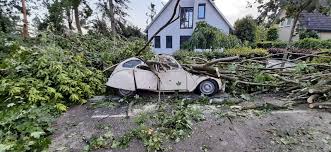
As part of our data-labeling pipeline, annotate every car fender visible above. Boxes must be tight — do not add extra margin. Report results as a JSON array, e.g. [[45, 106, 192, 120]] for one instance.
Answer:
[[188, 75, 224, 92], [106, 69, 136, 91]]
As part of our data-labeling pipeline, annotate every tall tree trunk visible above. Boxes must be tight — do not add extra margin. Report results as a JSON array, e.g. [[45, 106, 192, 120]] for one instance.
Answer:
[[288, 14, 300, 44], [74, 6, 82, 34], [66, 7, 73, 30], [108, 0, 116, 34], [21, 0, 29, 38]]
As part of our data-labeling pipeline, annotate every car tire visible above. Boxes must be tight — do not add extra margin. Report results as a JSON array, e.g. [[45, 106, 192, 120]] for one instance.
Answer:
[[117, 89, 135, 97], [198, 80, 219, 96]]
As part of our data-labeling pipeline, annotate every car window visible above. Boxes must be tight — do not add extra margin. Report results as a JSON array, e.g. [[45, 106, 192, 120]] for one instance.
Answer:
[[122, 60, 142, 68]]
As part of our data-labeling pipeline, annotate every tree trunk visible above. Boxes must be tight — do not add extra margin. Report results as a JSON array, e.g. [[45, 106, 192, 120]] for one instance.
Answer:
[[288, 14, 300, 44], [21, 0, 29, 38], [74, 6, 82, 34], [108, 0, 116, 34], [66, 7, 73, 30]]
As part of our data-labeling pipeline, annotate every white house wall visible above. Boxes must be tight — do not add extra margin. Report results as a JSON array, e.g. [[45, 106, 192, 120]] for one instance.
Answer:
[[147, 0, 231, 54]]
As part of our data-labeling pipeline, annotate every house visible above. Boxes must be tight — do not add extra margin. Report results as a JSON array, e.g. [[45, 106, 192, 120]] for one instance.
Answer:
[[145, 0, 233, 54], [278, 11, 331, 41]]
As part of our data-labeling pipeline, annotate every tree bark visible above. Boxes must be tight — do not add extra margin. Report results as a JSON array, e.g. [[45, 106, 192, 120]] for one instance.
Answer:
[[66, 7, 73, 30], [288, 14, 300, 44], [108, 0, 116, 34], [21, 0, 29, 38], [74, 6, 82, 34]]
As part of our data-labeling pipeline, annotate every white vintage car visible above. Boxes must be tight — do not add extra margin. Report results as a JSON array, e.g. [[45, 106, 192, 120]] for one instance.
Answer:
[[106, 55, 225, 96]]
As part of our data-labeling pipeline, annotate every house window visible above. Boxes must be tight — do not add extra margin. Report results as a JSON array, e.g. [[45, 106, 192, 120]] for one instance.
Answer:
[[154, 36, 161, 48], [180, 36, 191, 49], [166, 36, 172, 48], [180, 7, 194, 29], [198, 4, 206, 19]]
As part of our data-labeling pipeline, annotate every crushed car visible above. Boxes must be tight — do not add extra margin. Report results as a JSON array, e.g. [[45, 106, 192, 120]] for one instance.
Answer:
[[106, 54, 225, 96]]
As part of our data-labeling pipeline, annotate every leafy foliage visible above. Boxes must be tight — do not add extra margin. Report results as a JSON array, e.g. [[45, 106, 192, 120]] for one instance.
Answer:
[[299, 30, 319, 40], [234, 16, 257, 43], [0, 31, 149, 151], [267, 27, 279, 41], [185, 22, 241, 50], [92, 100, 205, 152]]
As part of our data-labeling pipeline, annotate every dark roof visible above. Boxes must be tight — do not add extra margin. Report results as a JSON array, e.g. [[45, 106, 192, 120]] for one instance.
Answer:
[[299, 12, 331, 32]]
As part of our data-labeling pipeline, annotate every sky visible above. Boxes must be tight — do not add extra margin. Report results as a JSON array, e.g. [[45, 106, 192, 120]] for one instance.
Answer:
[[125, 0, 260, 30]]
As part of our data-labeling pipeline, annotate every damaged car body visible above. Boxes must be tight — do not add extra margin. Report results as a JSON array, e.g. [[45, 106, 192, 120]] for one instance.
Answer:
[[106, 55, 225, 96]]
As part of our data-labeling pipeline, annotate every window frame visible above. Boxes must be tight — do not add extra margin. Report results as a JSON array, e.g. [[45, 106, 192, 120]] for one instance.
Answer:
[[198, 3, 206, 19], [166, 36, 172, 48], [180, 7, 194, 29], [122, 60, 142, 68], [154, 36, 161, 48]]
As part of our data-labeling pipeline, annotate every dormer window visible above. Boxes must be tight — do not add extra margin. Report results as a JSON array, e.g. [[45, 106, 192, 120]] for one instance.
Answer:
[[198, 4, 206, 19], [180, 7, 194, 29]]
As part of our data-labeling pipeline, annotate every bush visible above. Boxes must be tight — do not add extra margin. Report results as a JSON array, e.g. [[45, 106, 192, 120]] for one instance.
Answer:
[[293, 38, 322, 49], [186, 22, 241, 50], [256, 41, 287, 49], [267, 27, 279, 41], [234, 16, 257, 43], [299, 30, 319, 40], [224, 47, 268, 57]]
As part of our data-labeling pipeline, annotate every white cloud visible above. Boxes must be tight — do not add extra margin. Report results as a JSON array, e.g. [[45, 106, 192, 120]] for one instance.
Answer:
[[214, 0, 259, 25]]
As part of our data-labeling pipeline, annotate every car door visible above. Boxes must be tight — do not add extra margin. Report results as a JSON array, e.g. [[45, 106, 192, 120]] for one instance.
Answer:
[[134, 65, 158, 91], [157, 56, 187, 91]]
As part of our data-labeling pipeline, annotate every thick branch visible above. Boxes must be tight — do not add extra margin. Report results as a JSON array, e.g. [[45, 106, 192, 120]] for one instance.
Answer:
[[136, 0, 181, 56]]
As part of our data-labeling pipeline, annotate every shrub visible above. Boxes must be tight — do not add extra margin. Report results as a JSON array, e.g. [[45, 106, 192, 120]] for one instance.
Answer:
[[266, 27, 279, 41], [299, 30, 319, 40], [321, 39, 331, 49], [224, 47, 268, 57], [256, 41, 287, 49], [293, 38, 322, 49], [256, 41, 273, 48], [272, 41, 288, 48], [256, 26, 268, 42], [234, 16, 257, 43], [187, 22, 241, 50]]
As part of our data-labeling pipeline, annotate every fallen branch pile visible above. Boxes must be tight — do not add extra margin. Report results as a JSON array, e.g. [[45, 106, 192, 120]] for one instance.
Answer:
[[176, 51, 331, 109]]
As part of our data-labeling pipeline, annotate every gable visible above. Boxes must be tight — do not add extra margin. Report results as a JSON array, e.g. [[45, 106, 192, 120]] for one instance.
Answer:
[[145, 0, 233, 32]]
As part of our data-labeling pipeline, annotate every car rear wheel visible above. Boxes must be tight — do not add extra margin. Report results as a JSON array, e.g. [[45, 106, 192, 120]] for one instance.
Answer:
[[118, 89, 135, 97], [199, 80, 218, 96]]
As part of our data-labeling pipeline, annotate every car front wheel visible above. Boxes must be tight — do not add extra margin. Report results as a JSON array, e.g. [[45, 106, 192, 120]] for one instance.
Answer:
[[199, 80, 218, 96], [118, 89, 135, 97]]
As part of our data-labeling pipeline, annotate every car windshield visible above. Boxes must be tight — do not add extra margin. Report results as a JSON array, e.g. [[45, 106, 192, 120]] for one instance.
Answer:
[[122, 60, 142, 68]]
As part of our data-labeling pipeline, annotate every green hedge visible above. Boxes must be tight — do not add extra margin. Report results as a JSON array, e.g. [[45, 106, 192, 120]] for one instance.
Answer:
[[257, 38, 331, 49], [174, 47, 268, 62], [256, 41, 288, 49]]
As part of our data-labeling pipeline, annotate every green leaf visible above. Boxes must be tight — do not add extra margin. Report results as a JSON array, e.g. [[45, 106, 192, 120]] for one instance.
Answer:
[[55, 103, 67, 112], [30, 131, 46, 139], [0, 144, 13, 152]]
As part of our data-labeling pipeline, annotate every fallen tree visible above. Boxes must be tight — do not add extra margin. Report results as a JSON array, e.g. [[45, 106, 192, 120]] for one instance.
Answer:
[[148, 51, 331, 109]]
